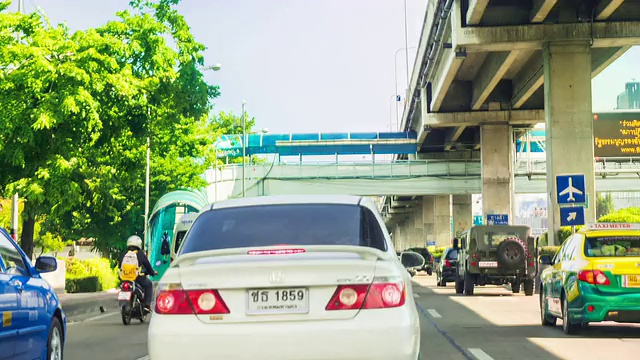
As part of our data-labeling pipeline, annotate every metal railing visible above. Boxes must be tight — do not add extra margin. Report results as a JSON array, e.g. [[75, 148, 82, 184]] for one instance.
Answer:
[[221, 158, 640, 180]]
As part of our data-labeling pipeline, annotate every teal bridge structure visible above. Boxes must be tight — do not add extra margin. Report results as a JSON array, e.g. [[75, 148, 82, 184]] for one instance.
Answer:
[[146, 131, 420, 279], [147, 129, 640, 278]]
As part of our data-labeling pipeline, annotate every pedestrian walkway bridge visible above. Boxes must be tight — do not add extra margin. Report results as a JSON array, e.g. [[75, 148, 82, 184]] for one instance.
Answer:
[[206, 158, 640, 199]]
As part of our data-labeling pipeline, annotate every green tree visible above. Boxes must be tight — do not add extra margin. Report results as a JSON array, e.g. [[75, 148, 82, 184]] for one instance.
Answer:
[[0, 0, 222, 259], [34, 231, 66, 257], [596, 192, 614, 219]]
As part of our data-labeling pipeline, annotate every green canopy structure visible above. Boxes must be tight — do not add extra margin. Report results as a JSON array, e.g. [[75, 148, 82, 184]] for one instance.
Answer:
[[146, 188, 210, 281]]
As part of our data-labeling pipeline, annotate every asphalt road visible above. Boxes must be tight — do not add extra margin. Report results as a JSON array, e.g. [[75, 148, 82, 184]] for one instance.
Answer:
[[65, 311, 148, 360], [64, 275, 640, 360]]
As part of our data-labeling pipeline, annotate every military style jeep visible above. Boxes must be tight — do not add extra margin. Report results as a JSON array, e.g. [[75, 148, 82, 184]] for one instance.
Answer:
[[453, 225, 537, 296]]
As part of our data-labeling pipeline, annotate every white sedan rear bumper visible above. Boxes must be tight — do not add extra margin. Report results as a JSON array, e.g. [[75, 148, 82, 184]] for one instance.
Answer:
[[148, 306, 420, 360]]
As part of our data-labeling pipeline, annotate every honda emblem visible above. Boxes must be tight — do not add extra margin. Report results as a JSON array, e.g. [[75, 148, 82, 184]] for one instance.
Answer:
[[269, 271, 284, 284]]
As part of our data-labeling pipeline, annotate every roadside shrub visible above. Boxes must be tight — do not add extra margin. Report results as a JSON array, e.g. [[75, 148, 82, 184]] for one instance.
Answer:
[[65, 258, 118, 293], [66, 276, 101, 293], [598, 207, 640, 223]]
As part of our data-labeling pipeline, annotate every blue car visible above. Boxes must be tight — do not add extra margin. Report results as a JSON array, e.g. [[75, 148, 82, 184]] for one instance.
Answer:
[[0, 227, 66, 360]]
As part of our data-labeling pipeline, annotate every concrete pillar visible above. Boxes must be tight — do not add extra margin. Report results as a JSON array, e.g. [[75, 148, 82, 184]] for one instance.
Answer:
[[543, 42, 596, 246], [433, 195, 452, 248], [394, 221, 405, 251], [393, 222, 401, 250], [412, 201, 424, 248], [422, 195, 451, 248], [480, 124, 514, 220], [421, 196, 435, 245], [452, 194, 472, 236]]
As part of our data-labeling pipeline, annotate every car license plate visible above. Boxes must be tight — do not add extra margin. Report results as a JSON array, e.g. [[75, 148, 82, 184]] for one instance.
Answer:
[[246, 288, 309, 315], [479, 261, 498, 268], [622, 275, 640, 288], [117, 291, 132, 301]]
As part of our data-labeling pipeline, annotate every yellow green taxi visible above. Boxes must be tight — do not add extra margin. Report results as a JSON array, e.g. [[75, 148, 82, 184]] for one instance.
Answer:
[[539, 223, 640, 334]]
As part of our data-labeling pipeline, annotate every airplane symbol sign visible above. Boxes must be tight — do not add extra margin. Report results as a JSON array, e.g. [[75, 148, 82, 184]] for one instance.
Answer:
[[556, 174, 586, 204]]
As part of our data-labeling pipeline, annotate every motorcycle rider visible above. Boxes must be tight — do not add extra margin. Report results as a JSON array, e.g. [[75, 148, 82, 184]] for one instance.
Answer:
[[120, 235, 157, 312]]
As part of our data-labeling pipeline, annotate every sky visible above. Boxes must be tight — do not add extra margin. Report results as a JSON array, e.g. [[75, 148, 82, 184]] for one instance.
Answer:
[[7, 0, 639, 134], [10, 0, 427, 134]]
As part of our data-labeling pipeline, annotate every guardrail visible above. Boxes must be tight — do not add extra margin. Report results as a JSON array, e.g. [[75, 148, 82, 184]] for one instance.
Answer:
[[515, 156, 640, 173], [225, 159, 640, 180]]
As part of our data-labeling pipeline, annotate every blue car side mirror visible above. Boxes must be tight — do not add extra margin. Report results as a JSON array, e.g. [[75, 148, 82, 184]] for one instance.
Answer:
[[35, 256, 58, 273]]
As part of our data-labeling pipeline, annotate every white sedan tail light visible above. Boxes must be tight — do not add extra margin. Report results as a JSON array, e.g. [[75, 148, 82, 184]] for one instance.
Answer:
[[325, 278, 406, 311], [155, 284, 230, 315]]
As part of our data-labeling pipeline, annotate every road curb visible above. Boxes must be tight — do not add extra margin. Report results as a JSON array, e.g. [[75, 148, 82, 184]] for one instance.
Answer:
[[59, 290, 119, 321]]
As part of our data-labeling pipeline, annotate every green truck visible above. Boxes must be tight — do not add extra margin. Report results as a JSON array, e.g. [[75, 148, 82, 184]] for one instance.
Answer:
[[453, 225, 537, 296]]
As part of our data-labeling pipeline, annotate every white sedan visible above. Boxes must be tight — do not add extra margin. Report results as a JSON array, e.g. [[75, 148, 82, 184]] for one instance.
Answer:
[[148, 195, 422, 360]]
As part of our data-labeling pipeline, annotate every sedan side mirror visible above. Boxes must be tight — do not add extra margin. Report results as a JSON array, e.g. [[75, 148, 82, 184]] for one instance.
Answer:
[[35, 256, 58, 273], [539, 255, 552, 266], [400, 251, 425, 269]]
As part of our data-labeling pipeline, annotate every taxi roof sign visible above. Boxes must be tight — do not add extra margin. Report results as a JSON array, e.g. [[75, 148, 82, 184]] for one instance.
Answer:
[[585, 223, 640, 230]]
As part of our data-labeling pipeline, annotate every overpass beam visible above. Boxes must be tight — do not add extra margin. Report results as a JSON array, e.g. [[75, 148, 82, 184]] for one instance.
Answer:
[[592, 46, 630, 77], [431, 50, 466, 112], [444, 126, 466, 151], [472, 51, 521, 110], [466, 0, 490, 25], [596, 0, 624, 20], [530, 0, 559, 23], [511, 54, 544, 109], [452, 194, 472, 237], [480, 124, 514, 220], [544, 42, 596, 246]]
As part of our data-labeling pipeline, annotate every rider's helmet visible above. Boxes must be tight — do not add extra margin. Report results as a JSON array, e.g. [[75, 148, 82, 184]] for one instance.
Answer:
[[126, 235, 143, 250]]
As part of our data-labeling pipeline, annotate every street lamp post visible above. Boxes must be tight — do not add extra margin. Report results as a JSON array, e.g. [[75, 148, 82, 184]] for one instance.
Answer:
[[213, 140, 231, 203], [241, 101, 247, 198], [144, 136, 150, 251], [389, 94, 396, 132], [394, 47, 417, 126], [403, 0, 411, 88], [201, 63, 222, 72]]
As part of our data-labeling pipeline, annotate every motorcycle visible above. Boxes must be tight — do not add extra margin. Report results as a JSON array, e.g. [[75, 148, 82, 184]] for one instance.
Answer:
[[117, 278, 149, 325]]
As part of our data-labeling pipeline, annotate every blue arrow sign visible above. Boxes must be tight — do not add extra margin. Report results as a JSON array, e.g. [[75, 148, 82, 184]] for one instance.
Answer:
[[560, 206, 586, 227], [486, 214, 509, 225], [556, 174, 586, 204], [426, 241, 436, 247]]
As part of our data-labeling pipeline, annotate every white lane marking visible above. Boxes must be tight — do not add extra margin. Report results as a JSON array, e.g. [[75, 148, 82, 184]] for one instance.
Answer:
[[136, 356, 149, 360], [413, 293, 420, 298], [468, 348, 494, 360], [67, 312, 118, 326], [426, 308, 442, 318]]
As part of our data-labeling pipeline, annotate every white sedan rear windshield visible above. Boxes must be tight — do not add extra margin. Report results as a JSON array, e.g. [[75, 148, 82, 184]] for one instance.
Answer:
[[585, 236, 640, 257], [180, 204, 387, 254]]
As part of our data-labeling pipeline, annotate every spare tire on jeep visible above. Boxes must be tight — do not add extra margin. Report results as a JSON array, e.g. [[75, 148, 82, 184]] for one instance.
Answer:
[[496, 237, 527, 270]]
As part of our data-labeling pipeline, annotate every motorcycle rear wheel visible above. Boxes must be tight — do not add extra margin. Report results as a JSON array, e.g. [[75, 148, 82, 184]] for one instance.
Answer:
[[121, 305, 132, 325]]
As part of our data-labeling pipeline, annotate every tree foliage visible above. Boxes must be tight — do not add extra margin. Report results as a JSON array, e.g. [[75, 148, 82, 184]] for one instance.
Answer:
[[0, 0, 239, 259], [596, 192, 614, 219]]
